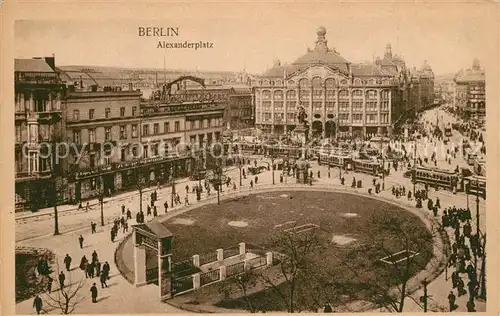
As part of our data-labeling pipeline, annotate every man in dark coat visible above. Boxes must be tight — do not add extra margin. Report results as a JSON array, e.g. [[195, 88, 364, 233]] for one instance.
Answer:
[[90, 283, 98, 303], [100, 270, 108, 288], [102, 261, 111, 279], [95, 260, 101, 277], [87, 261, 95, 278], [92, 250, 99, 263], [78, 235, 84, 249], [33, 295, 43, 314], [64, 254, 72, 272], [58, 271, 66, 289]]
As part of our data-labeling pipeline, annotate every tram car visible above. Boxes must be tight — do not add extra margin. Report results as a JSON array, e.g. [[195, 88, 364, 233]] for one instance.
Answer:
[[264, 145, 303, 159], [412, 167, 458, 191], [233, 142, 262, 155], [352, 159, 382, 176], [318, 152, 353, 170], [465, 175, 486, 199]]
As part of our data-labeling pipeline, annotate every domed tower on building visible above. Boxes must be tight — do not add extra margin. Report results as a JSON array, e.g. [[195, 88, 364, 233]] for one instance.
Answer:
[[254, 26, 400, 138]]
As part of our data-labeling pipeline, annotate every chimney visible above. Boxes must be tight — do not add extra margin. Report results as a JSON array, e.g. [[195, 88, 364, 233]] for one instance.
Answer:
[[129, 83, 133, 91], [44, 56, 56, 71]]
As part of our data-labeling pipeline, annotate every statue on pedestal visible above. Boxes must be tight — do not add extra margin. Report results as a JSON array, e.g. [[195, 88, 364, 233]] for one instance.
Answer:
[[295, 106, 309, 143]]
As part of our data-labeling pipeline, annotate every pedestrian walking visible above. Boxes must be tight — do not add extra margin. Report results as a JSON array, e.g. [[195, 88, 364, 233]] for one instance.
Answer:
[[126, 208, 132, 220], [78, 235, 84, 249], [64, 254, 72, 271], [46, 276, 53, 293], [121, 204, 125, 215], [92, 250, 99, 263], [96, 260, 101, 277], [90, 283, 98, 303], [100, 270, 108, 288], [33, 295, 43, 314], [164, 201, 168, 213], [58, 271, 66, 289]]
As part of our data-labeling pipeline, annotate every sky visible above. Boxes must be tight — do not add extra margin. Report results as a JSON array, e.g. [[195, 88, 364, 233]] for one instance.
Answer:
[[14, 2, 495, 76]]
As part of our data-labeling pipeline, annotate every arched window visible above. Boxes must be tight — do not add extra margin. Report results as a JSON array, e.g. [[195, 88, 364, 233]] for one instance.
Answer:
[[264, 80, 270, 85], [288, 80, 295, 86], [370, 78, 377, 85], [352, 89, 363, 98], [274, 90, 284, 100], [262, 90, 271, 100], [312, 77, 323, 88], [299, 78, 310, 87], [354, 78, 362, 85], [325, 78, 336, 87], [338, 90, 349, 99], [340, 79, 348, 85], [381, 90, 390, 100], [366, 90, 378, 100], [276, 80, 282, 86], [286, 90, 296, 99]]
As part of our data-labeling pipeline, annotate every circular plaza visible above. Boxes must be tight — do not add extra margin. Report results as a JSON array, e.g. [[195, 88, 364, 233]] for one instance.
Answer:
[[116, 188, 443, 312]]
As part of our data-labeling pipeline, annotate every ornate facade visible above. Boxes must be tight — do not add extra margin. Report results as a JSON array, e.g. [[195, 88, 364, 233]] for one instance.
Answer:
[[453, 59, 485, 122], [254, 27, 404, 138]]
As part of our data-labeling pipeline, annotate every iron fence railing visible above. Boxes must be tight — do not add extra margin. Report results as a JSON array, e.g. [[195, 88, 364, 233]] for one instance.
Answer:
[[200, 269, 220, 286]]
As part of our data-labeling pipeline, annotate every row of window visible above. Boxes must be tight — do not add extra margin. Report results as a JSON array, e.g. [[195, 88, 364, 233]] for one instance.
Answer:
[[72, 106, 138, 121], [259, 113, 390, 124], [258, 77, 394, 86], [257, 89, 390, 100]]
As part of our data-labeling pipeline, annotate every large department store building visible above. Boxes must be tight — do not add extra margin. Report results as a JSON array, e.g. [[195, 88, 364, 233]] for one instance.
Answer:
[[253, 27, 434, 139]]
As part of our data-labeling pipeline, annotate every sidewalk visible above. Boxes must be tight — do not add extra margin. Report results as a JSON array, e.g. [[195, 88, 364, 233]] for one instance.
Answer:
[[16, 170, 237, 221]]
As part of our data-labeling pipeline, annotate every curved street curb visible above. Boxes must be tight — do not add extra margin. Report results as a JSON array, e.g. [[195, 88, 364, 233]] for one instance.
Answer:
[[114, 183, 449, 313]]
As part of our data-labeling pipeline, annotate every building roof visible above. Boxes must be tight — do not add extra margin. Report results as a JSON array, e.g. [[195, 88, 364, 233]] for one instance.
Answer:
[[454, 69, 485, 83], [15, 58, 55, 73], [351, 63, 392, 77], [135, 222, 173, 239], [261, 27, 350, 78]]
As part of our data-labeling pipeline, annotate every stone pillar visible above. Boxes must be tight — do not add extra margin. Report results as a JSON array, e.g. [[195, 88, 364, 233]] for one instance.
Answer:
[[266, 252, 273, 267], [134, 234, 147, 287], [217, 248, 224, 262], [30, 92, 35, 112], [219, 265, 227, 281], [192, 254, 200, 267], [193, 273, 201, 290], [239, 242, 246, 256]]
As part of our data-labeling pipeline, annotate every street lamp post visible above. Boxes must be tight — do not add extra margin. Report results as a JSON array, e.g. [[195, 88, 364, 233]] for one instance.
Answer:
[[413, 139, 417, 196], [171, 165, 175, 207]]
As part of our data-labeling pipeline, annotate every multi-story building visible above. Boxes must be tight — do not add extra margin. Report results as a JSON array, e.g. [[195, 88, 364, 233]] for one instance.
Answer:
[[254, 27, 404, 138], [453, 59, 485, 122], [14, 57, 66, 211], [227, 85, 254, 129], [62, 84, 143, 201], [175, 84, 254, 130], [140, 96, 225, 175]]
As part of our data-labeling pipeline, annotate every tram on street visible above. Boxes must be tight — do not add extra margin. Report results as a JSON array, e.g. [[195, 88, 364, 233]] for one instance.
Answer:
[[464, 148, 478, 166], [264, 145, 303, 158], [318, 152, 353, 170], [465, 175, 486, 199], [233, 142, 263, 155], [352, 159, 382, 176], [412, 167, 458, 191]]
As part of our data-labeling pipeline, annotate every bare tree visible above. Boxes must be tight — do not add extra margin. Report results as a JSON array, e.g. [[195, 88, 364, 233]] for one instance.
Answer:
[[260, 227, 321, 313], [219, 270, 259, 313], [38, 263, 86, 314], [336, 215, 439, 313]]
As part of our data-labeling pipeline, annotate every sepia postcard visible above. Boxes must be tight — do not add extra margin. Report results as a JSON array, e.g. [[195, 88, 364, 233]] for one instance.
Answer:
[[0, 1, 498, 315]]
